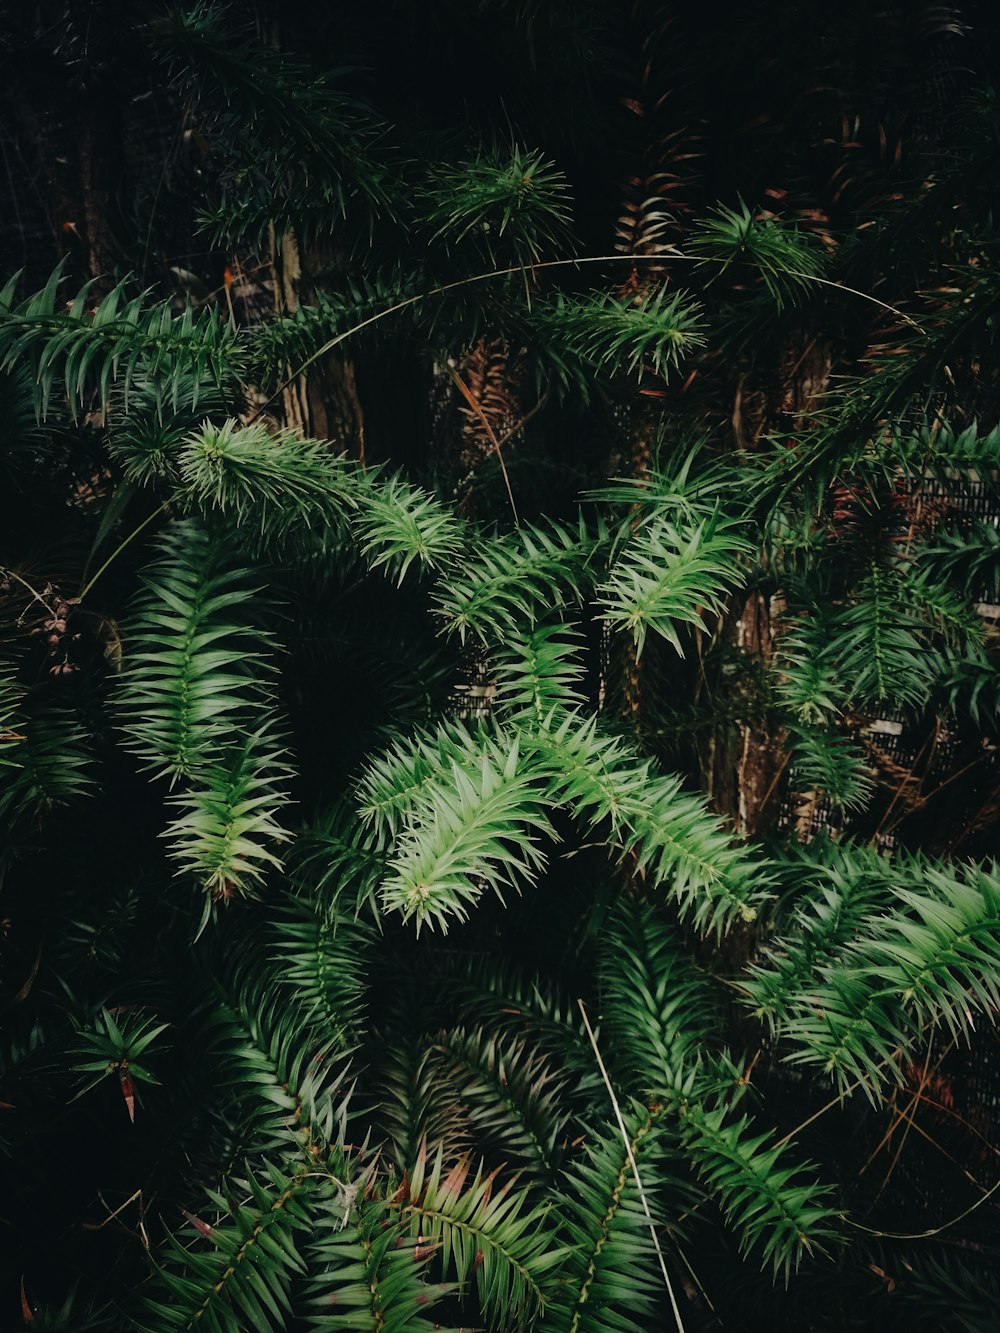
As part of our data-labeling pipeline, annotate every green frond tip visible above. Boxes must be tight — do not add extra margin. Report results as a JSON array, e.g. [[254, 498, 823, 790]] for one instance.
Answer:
[[378, 731, 555, 933], [355, 719, 485, 849], [164, 728, 292, 904], [529, 712, 768, 934], [598, 511, 752, 655], [678, 1097, 839, 1282], [117, 518, 277, 781], [396, 1142, 566, 1327], [431, 517, 596, 644], [177, 418, 356, 542], [689, 200, 827, 309], [420, 142, 574, 265], [354, 470, 466, 584], [532, 287, 706, 382], [70, 1007, 170, 1107]]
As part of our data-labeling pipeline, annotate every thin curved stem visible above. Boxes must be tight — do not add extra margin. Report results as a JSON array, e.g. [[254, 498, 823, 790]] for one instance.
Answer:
[[578, 998, 688, 1333], [79, 502, 169, 601], [250, 252, 921, 421]]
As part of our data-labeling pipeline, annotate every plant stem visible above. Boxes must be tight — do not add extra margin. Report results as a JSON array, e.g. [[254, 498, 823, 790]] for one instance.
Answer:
[[79, 502, 169, 601]]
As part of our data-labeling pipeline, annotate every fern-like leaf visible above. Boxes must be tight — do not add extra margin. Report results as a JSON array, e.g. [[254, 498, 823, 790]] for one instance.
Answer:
[[545, 1108, 682, 1333], [164, 728, 292, 904], [677, 1097, 838, 1281], [598, 512, 751, 655], [598, 900, 718, 1096], [301, 1192, 454, 1330], [118, 519, 276, 781], [493, 624, 587, 721], [397, 1144, 566, 1330], [354, 471, 466, 584], [0, 270, 239, 421], [379, 732, 554, 932], [432, 519, 595, 645], [432, 1026, 572, 1181], [136, 1159, 314, 1333]]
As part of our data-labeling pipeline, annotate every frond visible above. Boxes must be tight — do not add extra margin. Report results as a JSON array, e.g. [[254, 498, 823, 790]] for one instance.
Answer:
[[432, 1026, 572, 1181], [887, 1250, 1000, 1332], [396, 1143, 565, 1330], [921, 518, 1000, 601], [531, 712, 768, 933], [378, 731, 554, 932], [784, 725, 875, 812], [436, 955, 598, 1093], [136, 1159, 314, 1333], [742, 843, 893, 1028], [301, 1192, 453, 1330], [70, 1006, 169, 1112], [431, 518, 595, 645], [902, 564, 984, 651], [106, 368, 232, 491], [270, 894, 372, 1053], [780, 967, 909, 1099], [678, 1097, 838, 1281], [378, 1039, 472, 1172], [0, 698, 94, 832], [598, 900, 718, 1096], [355, 720, 490, 849], [530, 288, 706, 382], [782, 861, 1000, 1096], [420, 143, 574, 265], [589, 440, 744, 520], [492, 624, 588, 722], [117, 519, 276, 781], [774, 605, 845, 725], [158, 2, 392, 246], [547, 1106, 684, 1333], [164, 727, 292, 905], [0, 674, 25, 767], [834, 567, 938, 708], [176, 419, 355, 547], [354, 471, 466, 584], [906, 419, 1000, 477], [597, 511, 751, 655], [689, 201, 826, 309], [292, 798, 386, 911], [937, 642, 1000, 728], [0, 270, 239, 422], [249, 268, 427, 387], [201, 967, 345, 1155], [870, 867, 1000, 1031], [12, 1283, 113, 1332]]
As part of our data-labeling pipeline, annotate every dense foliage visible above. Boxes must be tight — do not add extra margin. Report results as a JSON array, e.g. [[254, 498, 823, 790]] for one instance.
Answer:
[[1, 2, 1000, 1329]]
